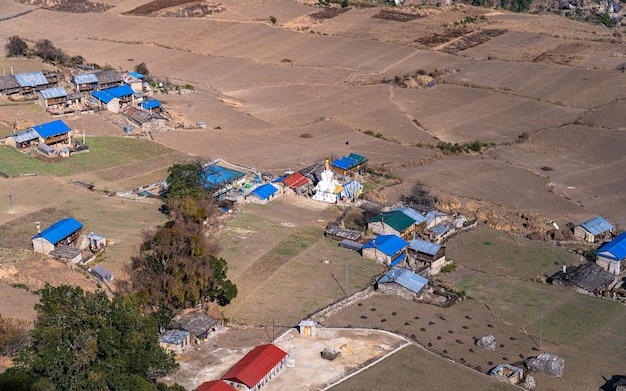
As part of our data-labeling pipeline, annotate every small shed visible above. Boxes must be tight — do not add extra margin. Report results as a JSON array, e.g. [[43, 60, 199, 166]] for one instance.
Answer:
[[178, 313, 220, 343], [32, 218, 83, 255], [247, 183, 279, 203], [86, 233, 106, 252], [549, 262, 614, 295], [90, 265, 113, 282], [574, 216, 615, 243], [298, 320, 318, 337], [377, 268, 428, 299], [489, 364, 523, 384], [339, 239, 363, 252], [159, 329, 191, 354], [7, 129, 38, 149], [324, 226, 363, 242], [141, 98, 162, 112], [0, 75, 20, 95]]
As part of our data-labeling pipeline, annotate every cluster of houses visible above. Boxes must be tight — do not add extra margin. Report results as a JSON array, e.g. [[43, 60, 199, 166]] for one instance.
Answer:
[[0, 68, 167, 132], [3, 118, 86, 158], [549, 216, 626, 299]]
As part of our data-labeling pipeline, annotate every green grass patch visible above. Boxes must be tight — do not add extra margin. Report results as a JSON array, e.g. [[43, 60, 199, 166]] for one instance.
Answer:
[[447, 226, 579, 280], [0, 137, 175, 177]]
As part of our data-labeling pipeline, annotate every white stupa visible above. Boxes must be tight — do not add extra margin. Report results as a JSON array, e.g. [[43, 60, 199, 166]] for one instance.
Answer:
[[313, 158, 342, 203]]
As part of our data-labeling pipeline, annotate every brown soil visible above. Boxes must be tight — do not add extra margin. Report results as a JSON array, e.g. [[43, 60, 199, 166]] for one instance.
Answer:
[[20, 0, 111, 13], [309, 6, 350, 20], [372, 9, 425, 22], [125, 0, 201, 15]]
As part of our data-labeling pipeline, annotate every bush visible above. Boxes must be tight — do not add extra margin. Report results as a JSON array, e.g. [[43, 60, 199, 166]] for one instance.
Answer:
[[33, 39, 69, 65], [5, 36, 28, 57], [269, 15, 277, 24], [440, 263, 457, 273], [135, 62, 150, 76]]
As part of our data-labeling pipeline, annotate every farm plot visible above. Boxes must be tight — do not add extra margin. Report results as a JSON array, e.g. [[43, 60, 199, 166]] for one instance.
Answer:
[[445, 226, 580, 281], [393, 83, 584, 144]]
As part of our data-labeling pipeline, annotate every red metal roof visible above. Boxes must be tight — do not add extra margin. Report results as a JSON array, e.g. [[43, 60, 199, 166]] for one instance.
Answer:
[[196, 380, 237, 391], [282, 172, 309, 189], [220, 344, 287, 387]]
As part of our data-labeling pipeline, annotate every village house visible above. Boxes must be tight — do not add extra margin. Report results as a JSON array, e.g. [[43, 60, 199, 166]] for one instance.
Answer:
[[159, 329, 191, 354], [368, 208, 425, 240], [408, 238, 446, 275], [361, 234, 408, 266], [91, 84, 135, 113], [596, 232, 626, 275], [90, 265, 113, 282], [221, 344, 288, 391], [177, 313, 221, 344], [202, 163, 247, 198], [376, 268, 428, 300], [574, 216, 615, 243], [32, 119, 72, 147], [15, 71, 51, 96], [331, 152, 368, 178], [38, 86, 67, 110], [120, 106, 168, 132], [549, 262, 614, 296], [246, 183, 279, 204], [73, 73, 99, 93], [5, 129, 39, 149], [32, 217, 83, 255], [124, 72, 145, 93], [281, 172, 311, 195], [196, 381, 237, 391], [94, 69, 124, 90]]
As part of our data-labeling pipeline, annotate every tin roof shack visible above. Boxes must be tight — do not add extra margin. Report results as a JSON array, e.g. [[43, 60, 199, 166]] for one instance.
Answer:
[[90, 265, 113, 282], [597, 232, 626, 275], [159, 329, 191, 355], [196, 380, 237, 391], [73, 73, 99, 93], [331, 153, 368, 178], [33, 119, 72, 147], [32, 218, 83, 255], [574, 216, 615, 243], [177, 313, 220, 344], [377, 268, 428, 300], [94, 69, 124, 90], [246, 183, 279, 204], [0, 75, 20, 96], [549, 263, 614, 296], [6, 129, 39, 149], [488, 364, 523, 385], [408, 239, 446, 275], [428, 221, 454, 243], [361, 234, 408, 267], [91, 84, 134, 113], [324, 226, 363, 242], [202, 164, 246, 198], [298, 320, 318, 337], [38, 86, 67, 111], [221, 344, 288, 391]]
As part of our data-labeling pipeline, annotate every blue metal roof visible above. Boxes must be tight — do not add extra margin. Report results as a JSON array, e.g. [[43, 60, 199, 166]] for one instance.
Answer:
[[580, 216, 614, 236], [409, 238, 442, 255], [362, 234, 408, 256], [202, 165, 245, 190], [33, 120, 71, 139], [390, 253, 407, 267], [142, 99, 161, 109], [378, 268, 428, 293], [91, 84, 134, 104], [39, 86, 67, 99], [159, 329, 189, 345], [32, 218, 83, 244], [15, 71, 48, 87], [394, 207, 427, 225], [12, 129, 38, 143], [598, 232, 626, 261], [128, 72, 145, 79], [272, 175, 287, 183], [73, 73, 98, 84], [250, 183, 278, 200]]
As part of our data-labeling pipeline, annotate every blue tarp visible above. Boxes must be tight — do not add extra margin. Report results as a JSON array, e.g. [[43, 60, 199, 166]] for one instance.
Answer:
[[32, 218, 83, 244], [32, 120, 71, 139]]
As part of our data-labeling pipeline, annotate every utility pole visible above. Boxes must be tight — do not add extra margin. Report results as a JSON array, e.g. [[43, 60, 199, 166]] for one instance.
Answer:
[[345, 263, 349, 298], [8, 182, 12, 212], [539, 313, 543, 349]]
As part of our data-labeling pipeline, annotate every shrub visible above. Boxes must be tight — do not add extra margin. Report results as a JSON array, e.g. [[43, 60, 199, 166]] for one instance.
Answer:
[[440, 263, 457, 273], [269, 15, 277, 24], [5, 35, 28, 57]]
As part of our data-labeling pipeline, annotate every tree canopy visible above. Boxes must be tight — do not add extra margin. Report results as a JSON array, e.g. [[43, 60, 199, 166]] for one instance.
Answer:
[[10, 284, 178, 391], [165, 162, 205, 202]]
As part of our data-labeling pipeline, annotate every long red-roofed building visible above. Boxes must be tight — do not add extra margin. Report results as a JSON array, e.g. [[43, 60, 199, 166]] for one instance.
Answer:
[[196, 380, 237, 391], [282, 172, 310, 191], [221, 344, 288, 391]]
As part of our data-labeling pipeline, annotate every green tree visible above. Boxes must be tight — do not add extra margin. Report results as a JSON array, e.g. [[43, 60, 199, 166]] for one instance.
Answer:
[[14, 285, 178, 391], [5, 35, 28, 57], [33, 39, 69, 64], [165, 162, 205, 202], [135, 62, 150, 77]]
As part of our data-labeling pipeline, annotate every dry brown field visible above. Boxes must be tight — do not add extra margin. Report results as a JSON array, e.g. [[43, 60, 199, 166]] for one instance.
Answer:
[[0, 0, 625, 389]]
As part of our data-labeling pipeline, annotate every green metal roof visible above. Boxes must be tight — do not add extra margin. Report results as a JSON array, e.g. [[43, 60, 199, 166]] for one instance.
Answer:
[[369, 210, 415, 232]]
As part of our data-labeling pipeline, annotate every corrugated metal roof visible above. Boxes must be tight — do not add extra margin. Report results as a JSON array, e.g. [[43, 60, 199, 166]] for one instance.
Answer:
[[12, 129, 38, 143], [159, 329, 189, 345], [14, 71, 48, 87], [221, 344, 287, 388], [348, 152, 367, 164], [39, 86, 67, 99], [598, 232, 626, 261], [362, 234, 408, 256], [91, 265, 112, 280], [197, 381, 237, 391], [202, 165, 245, 190], [430, 222, 451, 237], [73, 73, 98, 84], [378, 268, 427, 293], [142, 98, 161, 109], [579, 216, 614, 236], [369, 210, 415, 232], [91, 84, 134, 104], [33, 120, 71, 139], [390, 253, 407, 267], [179, 314, 218, 336], [282, 172, 309, 189], [394, 207, 427, 225], [32, 217, 83, 244], [409, 238, 442, 255], [250, 183, 278, 200]]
